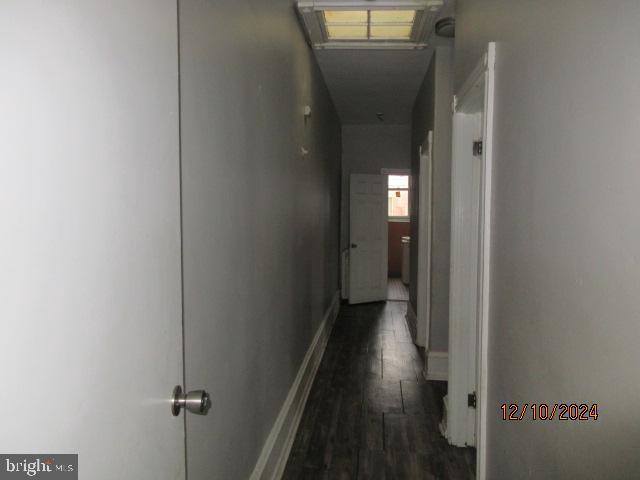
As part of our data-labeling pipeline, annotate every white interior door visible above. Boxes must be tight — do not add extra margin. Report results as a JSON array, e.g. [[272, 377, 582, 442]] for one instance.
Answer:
[[448, 110, 482, 448], [0, 3, 186, 479], [349, 174, 388, 304], [447, 45, 496, 468]]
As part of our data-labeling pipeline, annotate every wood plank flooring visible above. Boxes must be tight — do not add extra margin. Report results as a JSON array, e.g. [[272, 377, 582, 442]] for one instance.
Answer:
[[387, 278, 409, 302], [283, 301, 476, 479]]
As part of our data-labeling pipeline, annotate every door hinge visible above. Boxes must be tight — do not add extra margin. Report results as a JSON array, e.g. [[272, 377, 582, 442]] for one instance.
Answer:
[[468, 392, 477, 409], [473, 140, 483, 156]]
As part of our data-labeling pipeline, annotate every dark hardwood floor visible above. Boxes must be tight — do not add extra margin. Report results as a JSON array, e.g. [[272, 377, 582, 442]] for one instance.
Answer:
[[283, 301, 476, 479]]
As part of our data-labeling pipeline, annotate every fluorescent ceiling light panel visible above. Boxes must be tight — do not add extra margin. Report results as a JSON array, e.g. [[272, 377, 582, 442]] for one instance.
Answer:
[[370, 10, 416, 24], [324, 10, 368, 39], [326, 24, 368, 39], [370, 10, 415, 39], [370, 25, 413, 40], [324, 10, 367, 24], [297, 0, 443, 49]]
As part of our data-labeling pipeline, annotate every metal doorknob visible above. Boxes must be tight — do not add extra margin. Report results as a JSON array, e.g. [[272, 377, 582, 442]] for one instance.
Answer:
[[171, 385, 211, 416]]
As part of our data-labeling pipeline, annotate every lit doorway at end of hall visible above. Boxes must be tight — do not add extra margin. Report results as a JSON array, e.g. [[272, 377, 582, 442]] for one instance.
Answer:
[[387, 174, 410, 301]]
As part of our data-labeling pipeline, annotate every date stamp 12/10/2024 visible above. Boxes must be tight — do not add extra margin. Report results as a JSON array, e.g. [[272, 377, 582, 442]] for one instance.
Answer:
[[500, 403, 599, 421]]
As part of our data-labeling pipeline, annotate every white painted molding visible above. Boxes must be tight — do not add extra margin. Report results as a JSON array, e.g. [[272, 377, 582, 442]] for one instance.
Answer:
[[423, 350, 448, 381], [416, 131, 433, 349], [447, 43, 496, 467], [249, 291, 341, 480], [405, 302, 418, 344], [475, 42, 496, 480]]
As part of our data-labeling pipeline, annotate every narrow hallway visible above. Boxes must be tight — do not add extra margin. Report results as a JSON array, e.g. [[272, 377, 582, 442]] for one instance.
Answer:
[[283, 302, 475, 479], [387, 279, 409, 302]]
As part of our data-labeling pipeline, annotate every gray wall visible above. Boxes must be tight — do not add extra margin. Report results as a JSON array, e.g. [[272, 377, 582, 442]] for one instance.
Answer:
[[179, 0, 341, 477], [340, 124, 411, 251], [456, 1, 640, 477], [410, 46, 454, 352]]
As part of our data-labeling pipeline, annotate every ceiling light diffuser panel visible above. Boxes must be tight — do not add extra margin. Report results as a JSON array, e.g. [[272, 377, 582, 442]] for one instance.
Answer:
[[297, 0, 443, 49]]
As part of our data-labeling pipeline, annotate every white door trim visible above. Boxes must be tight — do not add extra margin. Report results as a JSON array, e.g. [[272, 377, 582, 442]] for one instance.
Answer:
[[447, 43, 496, 480], [416, 131, 433, 348], [475, 42, 496, 480]]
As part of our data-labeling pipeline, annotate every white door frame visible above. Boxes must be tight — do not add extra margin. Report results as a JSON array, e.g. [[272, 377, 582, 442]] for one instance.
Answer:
[[446, 43, 495, 480], [416, 131, 433, 348], [381, 168, 411, 226], [475, 42, 496, 480]]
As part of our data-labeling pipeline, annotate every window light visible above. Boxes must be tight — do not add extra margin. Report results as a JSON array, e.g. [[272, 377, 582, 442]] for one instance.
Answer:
[[297, 1, 443, 50], [389, 175, 409, 189], [388, 175, 410, 218]]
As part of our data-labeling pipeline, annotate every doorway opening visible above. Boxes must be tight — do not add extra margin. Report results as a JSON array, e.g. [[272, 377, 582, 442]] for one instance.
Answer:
[[386, 171, 410, 301]]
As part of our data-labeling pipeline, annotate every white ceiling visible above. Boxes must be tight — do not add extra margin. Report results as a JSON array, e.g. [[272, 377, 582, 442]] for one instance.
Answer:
[[315, 48, 434, 125], [312, 0, 455, 125]]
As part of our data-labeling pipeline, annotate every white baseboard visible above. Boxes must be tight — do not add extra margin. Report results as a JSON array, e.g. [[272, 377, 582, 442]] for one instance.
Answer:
[[405, 303, 417, 344], [423, 350, 448, 381], [439, 394, 449, 438], [249, 290, 341, 480]]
